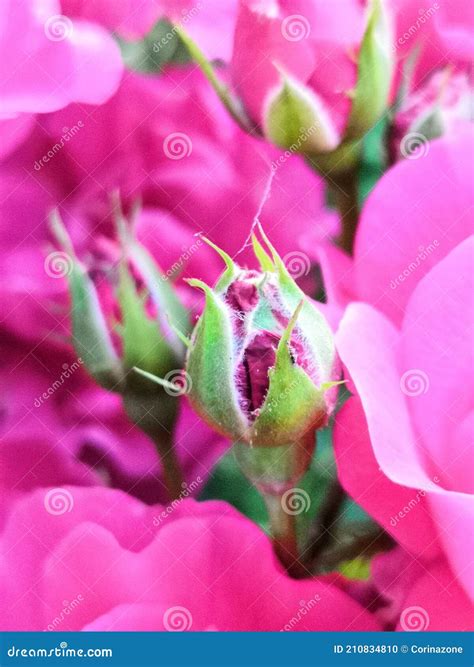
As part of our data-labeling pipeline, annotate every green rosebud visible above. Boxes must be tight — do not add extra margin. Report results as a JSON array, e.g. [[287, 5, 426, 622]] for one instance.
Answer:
[[50, 209, 190, 394], [184, 225, 341, 448]]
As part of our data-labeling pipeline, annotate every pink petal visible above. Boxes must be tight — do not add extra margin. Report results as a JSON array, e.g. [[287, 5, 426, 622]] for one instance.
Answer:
[[396, 561, 474, 631], [354, 131, 474, 326], [334, 395, 439, 557]]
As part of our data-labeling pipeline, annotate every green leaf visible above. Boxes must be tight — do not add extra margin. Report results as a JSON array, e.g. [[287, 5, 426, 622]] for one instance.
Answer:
[[49, 212, 123, 390], [174, 25, 256, 134], [199, 451, 268, 530], [344, 0, 394, 141], [117, 19, 191, 74], [253, 303, 325, 447], [117, 262, 177, 376], [126, 238, 190, 357], [186, 280, 249, 439]]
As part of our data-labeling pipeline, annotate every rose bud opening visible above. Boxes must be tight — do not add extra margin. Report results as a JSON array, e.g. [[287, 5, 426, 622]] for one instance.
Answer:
[[184, 225, 341, 448]]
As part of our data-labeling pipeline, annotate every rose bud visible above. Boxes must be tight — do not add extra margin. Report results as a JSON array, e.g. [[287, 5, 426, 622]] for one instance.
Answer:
[[391, 69, 473, 162], [175, 0, 393, 172], [184, 225, 341, 450], [50, 210, 189, 391], [50, 208, 191, 498]]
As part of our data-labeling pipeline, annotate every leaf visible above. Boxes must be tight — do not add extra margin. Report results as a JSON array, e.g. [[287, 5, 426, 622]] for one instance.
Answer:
[[344, 0, 394, 141], [117, 262, 178, 376], [117, 19, 191, 74], [49, 212, 123, 390], [186, 280, 249, 439]]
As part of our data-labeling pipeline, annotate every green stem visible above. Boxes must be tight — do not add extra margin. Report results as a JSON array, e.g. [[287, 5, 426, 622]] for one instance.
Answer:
[[233, 438, 315, 577], [122, 384, 184, 501], [331, 168, 360, 256], [152, 433, 184, 501], [263, 491, 306, 578]]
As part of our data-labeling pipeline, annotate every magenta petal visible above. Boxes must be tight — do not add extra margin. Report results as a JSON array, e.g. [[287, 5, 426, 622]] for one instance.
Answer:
[[395, 561, 474, 631], [0, 488, 381, 631]]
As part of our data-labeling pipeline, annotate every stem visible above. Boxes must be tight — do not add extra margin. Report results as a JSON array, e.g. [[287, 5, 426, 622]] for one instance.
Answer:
[[305, 478, 345, 565], [122, 384, 184, 501], [232, 438, 315, 578], [263, 491, 306, 578], [152, 433, 184, 501], [331, 168, 360, 255]]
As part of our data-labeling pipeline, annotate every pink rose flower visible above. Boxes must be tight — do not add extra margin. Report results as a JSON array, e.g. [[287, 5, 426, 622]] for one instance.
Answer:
[[0, 487, 381, 631], [301, 129, 474, 325], [0, 0, 123, 155]]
